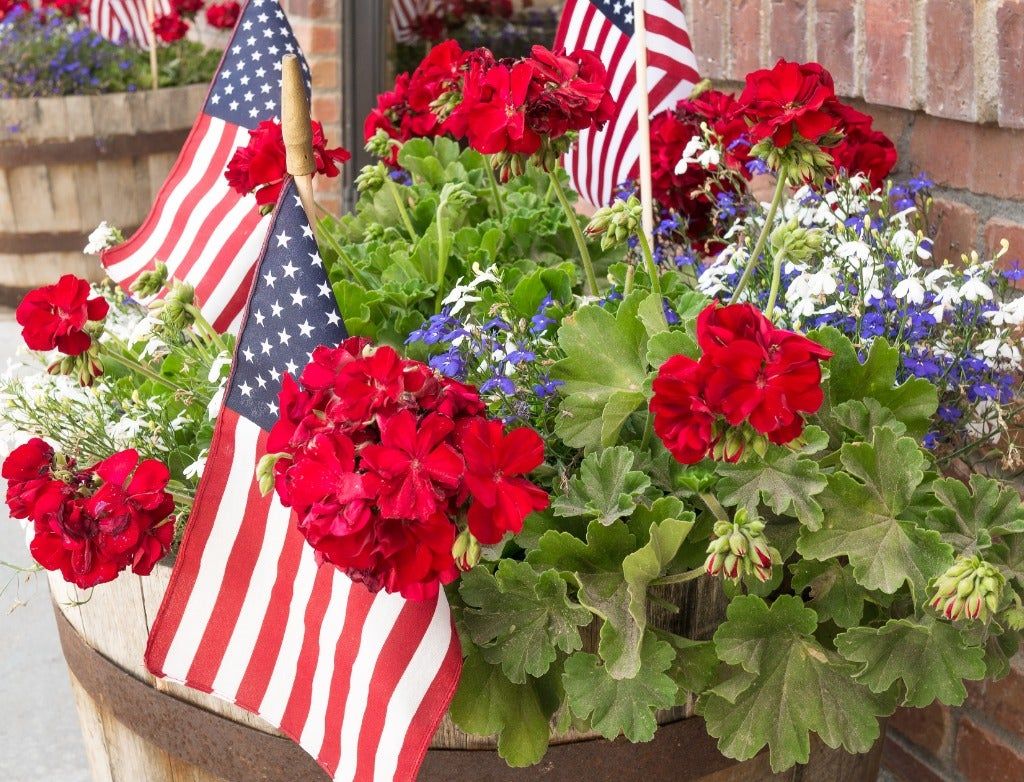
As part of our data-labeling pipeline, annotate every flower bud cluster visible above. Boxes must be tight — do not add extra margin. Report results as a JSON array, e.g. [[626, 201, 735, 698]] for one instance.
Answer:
[[130, 261, 170, 299], [704, 508, 777, 583], [931, 556, 1004, 622], [585, 195, 643, 251]]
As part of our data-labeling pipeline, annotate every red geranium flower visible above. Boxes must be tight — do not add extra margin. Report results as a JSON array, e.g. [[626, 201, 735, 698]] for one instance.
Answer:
[[2, 438, 58, 520], [462, 61, 541, 155], [739, 59, 839, 147], [16, 274, 108, 356], [204, 0, 239, 28], [152, 12, 189, 42], [828, 103, 897, 188], [41, 0, 88, 16], [170, 0, 201, 16], [650, 355, 716, 465], [524, 45, 614, 138], [225, 120, 350, 209], [460, 418, 548, 544]]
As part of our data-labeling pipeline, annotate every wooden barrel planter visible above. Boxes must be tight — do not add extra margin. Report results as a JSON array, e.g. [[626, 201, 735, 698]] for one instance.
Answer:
[[0, 85, 207, 305], [48, 566, 885, 782]]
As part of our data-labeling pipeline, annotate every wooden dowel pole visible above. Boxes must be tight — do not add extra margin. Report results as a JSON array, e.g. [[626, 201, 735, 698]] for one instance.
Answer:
[[281, 54, 318, 226], [146, 0, 159, 91], [632, 0, 655, 251]]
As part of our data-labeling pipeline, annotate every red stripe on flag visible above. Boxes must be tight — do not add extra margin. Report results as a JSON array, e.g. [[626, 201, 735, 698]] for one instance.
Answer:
[[212, 262, 258, 334], [145, 406, 240, 675]]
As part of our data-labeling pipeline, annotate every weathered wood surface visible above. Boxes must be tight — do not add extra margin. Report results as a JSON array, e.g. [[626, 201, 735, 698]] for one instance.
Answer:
[[0, 85, 206, 292]]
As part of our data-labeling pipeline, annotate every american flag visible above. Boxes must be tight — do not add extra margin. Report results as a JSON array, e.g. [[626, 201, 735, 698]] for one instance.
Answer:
[[101, 0, 310, 335], [89, 0, 170, 46], [145, 180, 462, 782], [555, 0, 699, 207], [390, 0, 437, 43]]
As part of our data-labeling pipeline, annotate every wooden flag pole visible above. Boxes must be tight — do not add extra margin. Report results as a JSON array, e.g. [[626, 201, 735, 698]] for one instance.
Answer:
[[632, 0, 655, 249], [146, 0, 159, 91], [281, 54, 318, 227]]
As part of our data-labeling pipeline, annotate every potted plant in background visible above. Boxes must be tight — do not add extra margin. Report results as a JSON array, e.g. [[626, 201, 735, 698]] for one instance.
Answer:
[[3, 40, 1023, 782]]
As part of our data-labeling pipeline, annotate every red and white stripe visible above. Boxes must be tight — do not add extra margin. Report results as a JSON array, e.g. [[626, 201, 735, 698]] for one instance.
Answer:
[[89, 0, 170, 46], [101, 116, 268, 335], [146, 408, 462, 782], [390, 0, 436, 43], [555, 0, 699, 208]]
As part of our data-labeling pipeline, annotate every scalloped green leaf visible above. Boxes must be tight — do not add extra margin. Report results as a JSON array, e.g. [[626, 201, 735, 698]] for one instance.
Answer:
[[716, 445, 827, 529], [551, 446, 651, 526]]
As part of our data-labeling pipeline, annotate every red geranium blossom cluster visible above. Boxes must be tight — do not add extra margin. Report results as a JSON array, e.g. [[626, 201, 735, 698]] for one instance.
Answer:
[[225, 119, 351, 211], [268, 337, 549, 600], [16, 274, 108, 357], [397, 0, 513, 44], [651, 303, 833, 464], [365, 40, 612, 168], [3, 440, 175, 588], [151, 0, 237, 43]]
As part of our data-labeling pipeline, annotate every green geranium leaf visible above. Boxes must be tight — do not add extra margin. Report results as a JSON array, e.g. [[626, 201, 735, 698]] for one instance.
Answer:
[[698, 595, 890, 772], [925, 474, 1024, 551], [836, 619, 986, 707], [552, 446, 651, 526], [646, 329, 698, 370], [658, 632, 718, 703], [797, 428, 953, 597], [811, 328, 938, 437], [832, 398, 907, 439], [790, 561, 871, 628], [449, 643, 563, 767], [528, 519, 637, 573], [563, 633, 677, 742], [716, 445, 827, 529], [460, 561, 590, 683], [552, 295, 649, 449]]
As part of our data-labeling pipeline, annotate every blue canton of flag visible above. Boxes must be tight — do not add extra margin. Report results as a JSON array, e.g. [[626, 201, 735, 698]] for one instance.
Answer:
[[598, 0, 636, 35], [206, 0, 310, 126], [227, 179, 347, 431]]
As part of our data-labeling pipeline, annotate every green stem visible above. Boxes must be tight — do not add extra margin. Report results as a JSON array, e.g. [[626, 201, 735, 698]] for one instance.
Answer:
[[484, 164, 506, 221], [729, 169, 788, 304], [189, 308, 229, 354], [764, 249, 787, 320], [650, 566, 707, 587], [623, 263, 636, 296], [317, 228, 375, 289], [386, 179, 417, 239], [104, 338, 188, 392], [434, 205, 451, 313], [549, 170, 599, 296], [699, 492, 730, 523], [637, 230, 667, 328]]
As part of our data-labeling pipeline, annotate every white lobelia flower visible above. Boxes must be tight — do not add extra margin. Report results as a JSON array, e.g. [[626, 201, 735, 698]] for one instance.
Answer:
[[977, 336, 1022, 369], [208, 351, 233, 383], [892, 275, 927, 304], [83, 221, 119, 255], [835, 240, 871, 266], [675, 135, 720, 174], [184, 449, 208, 480], [924, 266, 953, 291], [986, 297, 1024, 327], [960, 272, 994, 302]]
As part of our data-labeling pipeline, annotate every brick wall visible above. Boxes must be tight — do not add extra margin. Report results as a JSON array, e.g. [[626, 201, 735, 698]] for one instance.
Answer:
[[283, 0, 343, 213], [683, 1, 1024, 778]]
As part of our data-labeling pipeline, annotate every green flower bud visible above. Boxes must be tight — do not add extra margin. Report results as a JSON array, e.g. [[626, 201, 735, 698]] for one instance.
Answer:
[[751, 135, 836, 182], [355, 163, 388, 194], [770, 219, 823, 264], [429, 89, 461, 122], [439, 181, 475, 212], [930, 555, 1005, 622], [704, 509, 778, 583], [150, 280, 198, 337], [256, 452, 289, 496], [365, 129, 400, 160], [130, 261, 169, 298], [48, 342, 104, 387], [452, 528, 482, 571], [585, 195, 642, 251], [490, 151, 528, 183]]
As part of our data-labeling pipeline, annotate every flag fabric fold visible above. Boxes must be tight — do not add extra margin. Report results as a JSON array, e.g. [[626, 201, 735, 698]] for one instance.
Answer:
[[89, 0, 170, 46], [554, 0, 699, 208], [145, 179, 462, 782], [100, 0, 311, 334]]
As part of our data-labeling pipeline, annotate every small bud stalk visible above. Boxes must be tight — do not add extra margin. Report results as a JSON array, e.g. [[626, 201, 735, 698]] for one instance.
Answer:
[[704, 508, 779, 583], [931, 556, 1005, 622]]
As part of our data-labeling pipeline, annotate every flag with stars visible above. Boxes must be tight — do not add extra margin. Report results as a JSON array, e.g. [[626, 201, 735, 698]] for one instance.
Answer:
[[101, 0, 311, 335], [145, 181, 462, 782], [555, 0, 698, 207]]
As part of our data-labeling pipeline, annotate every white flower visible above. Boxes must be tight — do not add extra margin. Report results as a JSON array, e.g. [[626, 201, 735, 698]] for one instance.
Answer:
[[184, 450, 208, 480], [675, 135, 719, 174], [892, 275, 926, 304], [697, 257, 739, 297], [986, 297, 1024, 327], [109, 417, 145, 445], [960, 273, 993, 302], [836, 240, 871, 265], [207, 385, 226, 420], [83, 221, 118, 255], [208, 352, 233, 383], [977, 336, 1022, 369], [924, 266, 953, 290]]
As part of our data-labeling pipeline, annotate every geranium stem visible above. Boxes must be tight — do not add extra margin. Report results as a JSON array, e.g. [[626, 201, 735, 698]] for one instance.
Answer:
[[434, 205, 451, 313], [484, 164, 506, 220], [637, 229, 667, 328], [651, 566, 706, 586], [549, 170, 600, 296], [386, 179, 417, 239], [729, 167, 788, 305], [699, 492, 730, 522], [764, 249, 787, 320]]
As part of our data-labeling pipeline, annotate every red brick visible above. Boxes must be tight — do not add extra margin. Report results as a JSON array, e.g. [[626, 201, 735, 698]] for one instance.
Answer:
[[956, 718, 1024, 782], [924, 0, 976, 120], [967, 656, 1024, 734], [768, 0, 807, 62], [971, 124, 1024, 198], [985, 219, 1024, 284], [997, 1, 1024, 128], [815, 0, 856, 96], [889, 703, 951, 756], [690, 0, 728, 79], [929, 197, 978, 263], [906, 115, 973, 190], [864, 0, 915, 108], [311, 94, 340, 124], [310, 57, 340, 90], [728, 0, 763, 81], [882, 737, 947, 782]]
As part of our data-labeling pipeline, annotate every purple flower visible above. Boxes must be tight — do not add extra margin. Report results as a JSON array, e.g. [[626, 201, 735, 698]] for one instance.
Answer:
[[429, 348, 466, 380], [532, 375, 564, 399], [481, 375, 516, 395], [1002, 262, 1024, 282]]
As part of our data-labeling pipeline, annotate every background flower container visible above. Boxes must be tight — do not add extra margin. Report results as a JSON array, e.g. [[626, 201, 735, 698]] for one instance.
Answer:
[[48, 568, 885, 782], [0, 84, 206, 305]]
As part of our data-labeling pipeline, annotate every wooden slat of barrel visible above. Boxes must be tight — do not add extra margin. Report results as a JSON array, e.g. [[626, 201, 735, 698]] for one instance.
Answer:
[[0, 84, 207, 296]]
